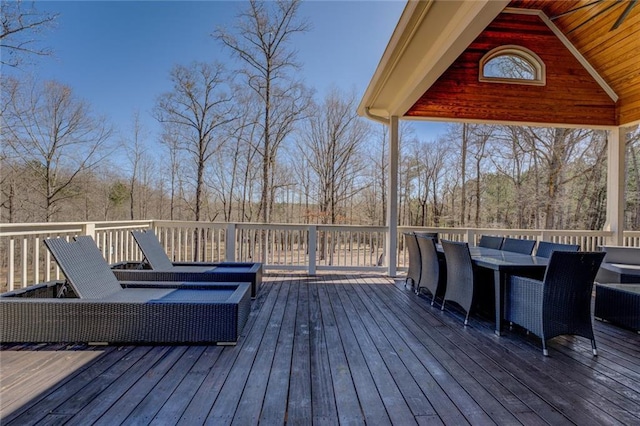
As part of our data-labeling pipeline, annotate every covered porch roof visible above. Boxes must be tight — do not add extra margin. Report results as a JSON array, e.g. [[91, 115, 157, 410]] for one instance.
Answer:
[[358, 0, 640, 128], [358, 0, 640, 275]]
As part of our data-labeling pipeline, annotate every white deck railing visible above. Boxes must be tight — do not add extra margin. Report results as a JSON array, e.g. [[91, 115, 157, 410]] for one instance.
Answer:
[[0, 220, 624, 292]]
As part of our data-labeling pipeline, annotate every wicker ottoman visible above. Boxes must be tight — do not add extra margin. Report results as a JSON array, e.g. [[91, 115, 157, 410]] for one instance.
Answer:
[[595, 283, 640, 332]]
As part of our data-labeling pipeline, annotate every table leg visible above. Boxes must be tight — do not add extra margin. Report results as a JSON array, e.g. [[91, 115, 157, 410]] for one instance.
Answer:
[[494, 270, 505, 336]]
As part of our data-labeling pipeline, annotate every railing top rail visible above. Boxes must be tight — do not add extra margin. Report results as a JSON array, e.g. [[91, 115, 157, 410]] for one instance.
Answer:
[[0, 221, 154, 237], [0, 223, 84, 237], [93, 221, 153, 230], [398, 226, 466, 233], [153, 220, 228, 228], [317, 225, 386, 232]]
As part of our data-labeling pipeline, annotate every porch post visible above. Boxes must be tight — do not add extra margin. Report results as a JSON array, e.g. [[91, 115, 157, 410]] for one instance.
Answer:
[[604, 127, 626, 245], [387, 116, 399, 276]]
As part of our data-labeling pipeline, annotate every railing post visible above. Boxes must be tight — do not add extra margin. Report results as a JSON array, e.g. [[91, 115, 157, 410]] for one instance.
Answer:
[[8, 239, 15, 291], [308, 225, 317, 276], [540, 230, 549, 243], [466, 229, 476, 245], [226, 223, 236, 262], [82, 222, 96, 239]]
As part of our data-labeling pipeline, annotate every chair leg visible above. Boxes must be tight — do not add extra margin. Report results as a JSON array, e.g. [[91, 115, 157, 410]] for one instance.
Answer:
[[542, 341, 549, 357], [441, 300, 445, 311], [591, 340, 598, 356], [463, 313, 469, 326]]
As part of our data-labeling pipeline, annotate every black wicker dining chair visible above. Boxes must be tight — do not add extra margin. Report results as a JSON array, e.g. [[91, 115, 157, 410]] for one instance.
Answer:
[[535, 241, 580, 258], [505, 251, 605, 356], [501, 237, 536, 255], [478, 235, 503, 249], [414, 231, 439, 242], [415, 235, 446, 305], [441, 240, 478, 325], [404, 232, 421, 290]]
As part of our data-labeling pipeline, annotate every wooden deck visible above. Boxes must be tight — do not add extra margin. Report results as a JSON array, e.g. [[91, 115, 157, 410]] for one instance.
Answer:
[[2, 273, 640, 425]]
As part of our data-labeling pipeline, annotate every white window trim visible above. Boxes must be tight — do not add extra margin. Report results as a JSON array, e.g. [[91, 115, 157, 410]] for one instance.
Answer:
[[479, 45, 546, 86]]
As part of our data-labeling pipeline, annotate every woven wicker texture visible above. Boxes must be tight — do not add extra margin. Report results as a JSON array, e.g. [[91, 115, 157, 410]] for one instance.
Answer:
[[404, 233, 421, 288], [414, 232, 439, 242], [535, 241, 580, 258], [131, 229, 176, 270], [505, 251, 605, 355], [11, 237, 254, 343], [478, 235, 503, 249], [125, 231, 263, 297], [501, 237, 536, 255], [441, 240, 476, 323], [415, 235, 446, 304], [595, 284, 640, 331], [44, 238, 124, 299]]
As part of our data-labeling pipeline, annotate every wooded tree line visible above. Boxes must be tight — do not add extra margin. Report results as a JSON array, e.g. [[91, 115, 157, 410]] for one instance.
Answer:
[[2, 0, 640, 230]]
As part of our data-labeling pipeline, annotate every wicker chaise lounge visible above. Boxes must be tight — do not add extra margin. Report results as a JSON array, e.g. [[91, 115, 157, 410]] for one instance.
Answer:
[[0, 237, 251, 344], [111, 230, 262, 298]]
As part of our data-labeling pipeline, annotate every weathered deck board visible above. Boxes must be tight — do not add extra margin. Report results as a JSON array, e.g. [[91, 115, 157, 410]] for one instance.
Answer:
[[2, 273, 640, 425]]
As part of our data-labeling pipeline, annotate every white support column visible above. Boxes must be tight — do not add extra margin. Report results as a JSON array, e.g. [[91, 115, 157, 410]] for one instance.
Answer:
[[387, 116, 399, 276], [604, 127, 626, 245]]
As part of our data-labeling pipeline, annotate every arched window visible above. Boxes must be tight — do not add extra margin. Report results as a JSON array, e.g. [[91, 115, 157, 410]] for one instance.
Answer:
[[479, 45, 545, 86]]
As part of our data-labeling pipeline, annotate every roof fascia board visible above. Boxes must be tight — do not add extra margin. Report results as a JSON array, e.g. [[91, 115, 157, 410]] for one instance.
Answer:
[[358, 0, 509, 119], [503, 7, 618, 102], [390, 0, 510, 117], [402, 116, 617, 131], [357, 0, 433, 118]]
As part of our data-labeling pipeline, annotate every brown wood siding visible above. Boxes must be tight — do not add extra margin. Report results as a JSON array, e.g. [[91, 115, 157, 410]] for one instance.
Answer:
[[507, 1, 640, 125], [407, 13, 617, 126]]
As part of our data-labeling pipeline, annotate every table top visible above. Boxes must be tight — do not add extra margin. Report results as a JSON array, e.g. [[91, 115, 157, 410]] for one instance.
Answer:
[[438, 245, 549, 271]]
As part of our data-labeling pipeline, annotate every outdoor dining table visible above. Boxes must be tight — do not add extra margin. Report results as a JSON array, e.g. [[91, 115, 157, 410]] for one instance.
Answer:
[[437, 245, 549, 335]]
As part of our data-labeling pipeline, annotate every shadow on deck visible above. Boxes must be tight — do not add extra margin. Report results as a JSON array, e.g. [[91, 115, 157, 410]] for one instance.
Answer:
[[1, 272, 639, 425]]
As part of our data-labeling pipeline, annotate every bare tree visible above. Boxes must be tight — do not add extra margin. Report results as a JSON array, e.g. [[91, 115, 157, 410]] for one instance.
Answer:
[[525, 127, 594, 228], [123, 111, 148, 220], [469, 124, 494, 226], [366, 124, 389, 226], [491, 126, 534, 228], [155, 62, 235, 222], [215, 0, 312, 224], [2, 77, 113, 222], [158, 126, 184, 221], [626, 127, 640, 228], [460, 123, 469, 225], [1, 0, 57, 67], [298, 89, 369, 225]]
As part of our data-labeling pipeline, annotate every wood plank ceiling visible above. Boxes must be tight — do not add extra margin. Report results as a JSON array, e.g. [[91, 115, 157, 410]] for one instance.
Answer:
[[406, 0, 640, 127]]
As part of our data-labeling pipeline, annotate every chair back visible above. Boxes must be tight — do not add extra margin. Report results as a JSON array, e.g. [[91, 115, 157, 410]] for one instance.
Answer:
[[414, 232, 438, 242], [478, 235, 503, 249], [44, 237, 123, 299], [404, 232, 421, 285], [416, 234, 440, 296], [131, 229, 175, 270], [501, 237, 536, 255], [542, 251, 605, 320], [536, 241, 580, 258], [441, 240, 474, 312]]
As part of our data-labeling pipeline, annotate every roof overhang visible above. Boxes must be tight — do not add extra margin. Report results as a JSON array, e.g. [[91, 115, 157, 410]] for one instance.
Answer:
[[357, 0, 510, 122]]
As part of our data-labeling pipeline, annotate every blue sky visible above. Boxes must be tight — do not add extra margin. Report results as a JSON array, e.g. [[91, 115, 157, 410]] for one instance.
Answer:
[[8, 0, 446, 144]]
